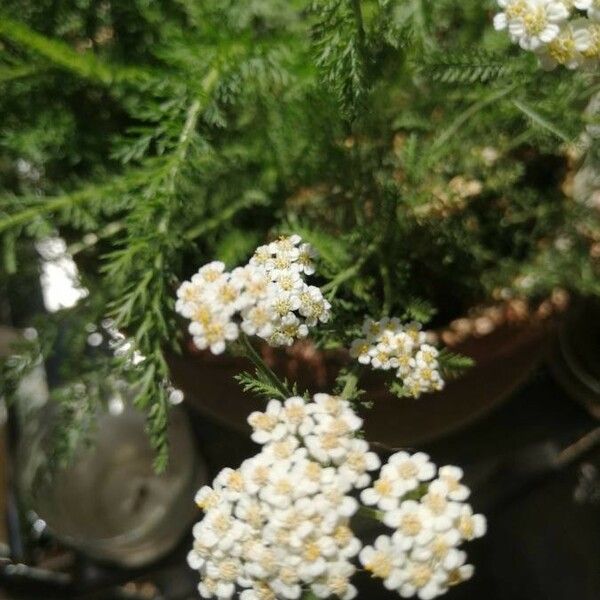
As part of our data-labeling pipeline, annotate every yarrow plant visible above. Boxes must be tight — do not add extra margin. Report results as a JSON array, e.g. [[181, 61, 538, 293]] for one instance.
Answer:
[[494, 0, 600, 69], [188, 393, 370, 600], [175, 236, 331, 354], [188, 393, 486, 600], [350, 317, 444, 399], [360, 455, 486, 600]]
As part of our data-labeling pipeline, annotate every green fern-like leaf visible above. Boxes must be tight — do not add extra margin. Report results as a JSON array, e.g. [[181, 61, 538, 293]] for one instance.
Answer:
[[438, 348, 475, 379], [419, 50, 520, 84]]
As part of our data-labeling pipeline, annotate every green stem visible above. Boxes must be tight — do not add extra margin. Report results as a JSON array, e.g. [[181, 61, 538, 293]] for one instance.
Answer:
[[351, 0, 366, 56], [358, 504, 384, 521], [239, 333, 291, 399], [430, 83, 518, 159]]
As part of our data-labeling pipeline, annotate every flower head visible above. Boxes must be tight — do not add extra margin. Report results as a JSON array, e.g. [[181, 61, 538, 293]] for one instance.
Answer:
[[176, 236, 330, 354], [350, 317, 445, 398]]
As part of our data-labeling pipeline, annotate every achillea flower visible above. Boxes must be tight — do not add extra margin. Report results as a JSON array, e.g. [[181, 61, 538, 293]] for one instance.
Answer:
[[175, 236, 330, 354], [350, 317, 444, 398], [189, 396, 486, 600]]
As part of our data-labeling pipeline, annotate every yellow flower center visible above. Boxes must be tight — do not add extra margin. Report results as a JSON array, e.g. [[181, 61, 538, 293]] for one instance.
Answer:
[[397, 461, 418, 479], [410, 564, 433, 587], [400, 513, 422, 536], [249, 413, 277, 431], [303, 542, 321, 562], [227, 470, 244, 491], [205, 322, 224, 343], [374, 478, 393, 496], [365, 553, 392, 579], [218, 283, 237, 303], [523, 9, 547, 36], [459, 515, 475, 539], [548, 35, 576, 64], [334, 525, 353, 546], [193, 305, 212, 325], [582, 25, 600, 59], [305, 461, 322, 480], [219, 560, 238, 580], [285, 404, 305, 423], [506, 0, 527, 20]]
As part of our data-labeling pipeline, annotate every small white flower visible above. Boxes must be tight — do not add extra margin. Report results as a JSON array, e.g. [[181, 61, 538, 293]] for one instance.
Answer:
[[311, 561, 358, 599], [411, 529, 463, 571], [260, 461, 299, 509], [398, 559, 448, 600], [281, 396, 317, 436], [241, 303, 275, 338], [361, 474, 406, 511], [383, 500, 435, 546], [192, 261, 226, 284], [455, 504, 487, 541], [205, 557, 242, 598], [248, 400, 287, 445], [384, 451, 436, 493], [349, 338, 371, 364], [420, 480, 461, 531], [262, 436, 301, 462], [305, 430, 351, 464], [297, 242, 318, 275], [191, 316, 239, 355], [195, 486, 223, 512], [239, 581, 277, 600], [359, 535, 406, 590], [536, 20, 585, 69], [494, 0, 530, 32], [198, 577, 219, 599], [509, 0, 569, 51], [438, 465, 471, 501], [338, 438, 381, 488]]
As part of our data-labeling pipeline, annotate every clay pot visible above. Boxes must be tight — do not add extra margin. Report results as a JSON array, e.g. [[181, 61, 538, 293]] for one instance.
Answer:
[[168, 298, 566, 449]]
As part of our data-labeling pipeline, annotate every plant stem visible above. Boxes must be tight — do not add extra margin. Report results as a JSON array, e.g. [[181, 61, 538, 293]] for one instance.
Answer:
[[431, 83, 518, 158], [239, 333, 291, 399], [357, 504, 384, 521], [351, 0, 366, 55]]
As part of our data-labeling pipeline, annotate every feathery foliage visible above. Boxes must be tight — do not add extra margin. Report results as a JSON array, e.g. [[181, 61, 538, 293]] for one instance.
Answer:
[[0, 0, 598, 467]]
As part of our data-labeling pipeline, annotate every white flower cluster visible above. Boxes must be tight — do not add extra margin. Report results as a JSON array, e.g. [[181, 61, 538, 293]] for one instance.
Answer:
[[349, 317, 444, 398], [494, 0, 600, 70], [188, 393, 380, 600], [359, 453, 486, 600], [175, 235, 331, 354]]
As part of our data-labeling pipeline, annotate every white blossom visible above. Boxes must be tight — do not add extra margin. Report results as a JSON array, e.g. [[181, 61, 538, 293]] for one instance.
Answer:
[[176, 235, 330, 354], [357, 452, 485, 600], [350, 316, 445, 398], [494, 0, 600, 69], [190, 394, 367, 599], [359, 535, 406, 590], [190, 395, 485, 600]]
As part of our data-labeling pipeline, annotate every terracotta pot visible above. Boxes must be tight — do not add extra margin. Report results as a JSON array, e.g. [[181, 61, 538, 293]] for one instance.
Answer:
[[168, 298, 567, 449]]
